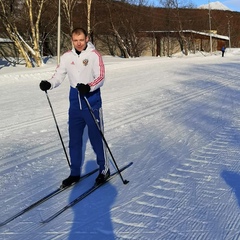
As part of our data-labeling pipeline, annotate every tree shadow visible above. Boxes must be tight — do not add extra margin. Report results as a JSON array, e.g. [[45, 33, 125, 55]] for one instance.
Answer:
[[0, 58, 11, 69], [221, 170, 240, 207]]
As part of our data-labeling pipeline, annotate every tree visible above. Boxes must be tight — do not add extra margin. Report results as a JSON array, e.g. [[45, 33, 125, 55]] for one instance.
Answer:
[[0, 0, 50, 67], [25, 0, 45, 66], [62, 0, 79, 34], [0, 0, 33, 67], [159, 0, 195, 55], [106, 2, 130, 57], [100, 0, 148, 57], [87, 0, 92, 34]]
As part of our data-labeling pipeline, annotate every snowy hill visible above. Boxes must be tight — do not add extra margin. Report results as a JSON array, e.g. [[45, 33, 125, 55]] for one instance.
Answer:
[[1, 49, 240, 239], [199, 1, 231, 10]]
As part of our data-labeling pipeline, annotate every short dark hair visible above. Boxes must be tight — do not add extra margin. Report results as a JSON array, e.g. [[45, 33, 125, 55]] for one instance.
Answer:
[[71, 28, 87, 37]]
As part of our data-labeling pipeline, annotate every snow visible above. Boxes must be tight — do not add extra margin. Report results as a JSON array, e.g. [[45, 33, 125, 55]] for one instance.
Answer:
[[1, 49, 240, 239], [199, 1, 232, 11], [0, 38, 13, 43]]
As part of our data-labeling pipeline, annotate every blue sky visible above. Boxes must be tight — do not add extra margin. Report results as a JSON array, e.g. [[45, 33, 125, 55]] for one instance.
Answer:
[[193, 0, 240, 12]]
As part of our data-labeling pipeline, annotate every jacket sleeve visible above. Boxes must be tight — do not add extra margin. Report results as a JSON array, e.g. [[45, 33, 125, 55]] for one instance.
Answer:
[[49, 55, 67, 89], [88, 50, 105, 92]]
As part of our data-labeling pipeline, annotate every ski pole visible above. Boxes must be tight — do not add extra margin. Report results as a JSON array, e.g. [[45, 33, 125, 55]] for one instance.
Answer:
[[45, 91, 71, 167], [83, 96, 129, 185]]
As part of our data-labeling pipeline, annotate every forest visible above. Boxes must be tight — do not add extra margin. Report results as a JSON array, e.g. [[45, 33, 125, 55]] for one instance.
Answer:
[[0, 0, 239, 67]]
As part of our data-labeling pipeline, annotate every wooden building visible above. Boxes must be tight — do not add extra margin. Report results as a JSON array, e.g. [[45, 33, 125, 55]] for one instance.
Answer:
[[140, 30, 229, 56]]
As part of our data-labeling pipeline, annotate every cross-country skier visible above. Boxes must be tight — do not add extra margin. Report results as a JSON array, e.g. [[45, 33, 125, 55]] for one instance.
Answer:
[[39, 27, 109, 187]]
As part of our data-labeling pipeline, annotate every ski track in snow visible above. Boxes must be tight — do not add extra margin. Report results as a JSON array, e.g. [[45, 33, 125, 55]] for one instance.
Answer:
[[1, 53, 240, 239]]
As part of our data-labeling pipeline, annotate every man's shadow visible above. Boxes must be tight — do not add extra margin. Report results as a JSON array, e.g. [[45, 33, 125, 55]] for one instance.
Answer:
[[221, 170, 240, 207], [68, 127, 117, 240]]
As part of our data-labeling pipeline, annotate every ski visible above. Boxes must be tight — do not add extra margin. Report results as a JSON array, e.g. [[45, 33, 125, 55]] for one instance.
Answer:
[[0, 168, 98, 227], [41, 162, 133, 224]]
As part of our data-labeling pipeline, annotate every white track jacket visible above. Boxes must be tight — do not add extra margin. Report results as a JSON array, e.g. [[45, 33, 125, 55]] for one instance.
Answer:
[[49, 42, 105, 92]]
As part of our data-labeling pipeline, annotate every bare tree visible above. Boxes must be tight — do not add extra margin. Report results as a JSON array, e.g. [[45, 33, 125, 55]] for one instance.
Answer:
[[87, 0, 92, 34], [106, 2, 130, 57], [159, 0, 194, 55], [62, 0, 79, 34], [102, 0, 148, 57], [0, 0, 49, 67], [0, 0, 33, 67], [25, 0, 45, 66]]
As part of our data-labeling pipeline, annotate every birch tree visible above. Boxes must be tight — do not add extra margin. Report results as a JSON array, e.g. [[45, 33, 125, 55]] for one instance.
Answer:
[[24, 0, 46, 66], [106, 2, 130, 58], [0, 0, 33, 67], [0, 0, 47, 67], [62, 0, 78, 34], [87, 0, 92, 35], [103, 1, 148, 58], [159, 0, 194, 55]]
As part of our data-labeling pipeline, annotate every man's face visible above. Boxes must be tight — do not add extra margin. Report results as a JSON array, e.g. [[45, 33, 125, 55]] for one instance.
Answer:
[[72, 33, 88, 52]]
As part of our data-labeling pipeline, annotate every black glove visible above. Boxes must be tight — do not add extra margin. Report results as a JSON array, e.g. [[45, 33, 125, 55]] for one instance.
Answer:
[[39, 80, 51, 91], [76, 83, 90, 95]]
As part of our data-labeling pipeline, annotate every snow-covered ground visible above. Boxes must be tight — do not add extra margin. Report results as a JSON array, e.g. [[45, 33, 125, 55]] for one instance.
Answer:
[[1, 49, 240, 240]]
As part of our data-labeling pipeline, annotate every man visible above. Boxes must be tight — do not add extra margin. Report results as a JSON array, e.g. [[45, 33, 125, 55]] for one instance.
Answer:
[[39, 27, 109, 187], [221, 46, 226, 57]]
